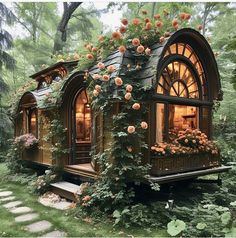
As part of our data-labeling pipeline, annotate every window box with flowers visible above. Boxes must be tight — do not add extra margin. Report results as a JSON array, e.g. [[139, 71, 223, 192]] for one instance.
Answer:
[[14, 134, 39, 160], [150, 129, 220, 176]]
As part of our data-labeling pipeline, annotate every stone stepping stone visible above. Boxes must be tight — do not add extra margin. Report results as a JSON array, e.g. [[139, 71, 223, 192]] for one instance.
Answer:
[[3, 201, 22, 209], [10, 206, 33, 214], [0, 191, 13, 197], [40, 230, 66, 237], [15, 213, 39, 223], [0, 196, 15, 202], [25, 220, 52, 233]]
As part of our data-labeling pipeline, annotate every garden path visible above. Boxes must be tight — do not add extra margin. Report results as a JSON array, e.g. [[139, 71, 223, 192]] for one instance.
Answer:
[[0, 189, 66, 237]]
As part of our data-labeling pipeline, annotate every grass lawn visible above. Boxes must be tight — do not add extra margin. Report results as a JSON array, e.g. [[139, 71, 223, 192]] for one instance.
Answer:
[[0, 162, 167, 237]]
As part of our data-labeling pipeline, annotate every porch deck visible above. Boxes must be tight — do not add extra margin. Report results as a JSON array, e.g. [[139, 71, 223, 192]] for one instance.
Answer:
[[64, 163, 97, 179]]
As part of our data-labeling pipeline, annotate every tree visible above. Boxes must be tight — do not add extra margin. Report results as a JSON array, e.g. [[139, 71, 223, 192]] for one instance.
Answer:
[[53, 2, 82, 53], [0, 3, 15, 94]]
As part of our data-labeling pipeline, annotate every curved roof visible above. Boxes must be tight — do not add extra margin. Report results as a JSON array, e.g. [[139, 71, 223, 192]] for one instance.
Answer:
[[16, 28, 221, 115], [89, 28, 221, 101]]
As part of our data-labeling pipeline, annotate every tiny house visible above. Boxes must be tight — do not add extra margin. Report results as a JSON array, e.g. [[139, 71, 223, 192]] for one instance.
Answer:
[[14, 28, 230, 183]]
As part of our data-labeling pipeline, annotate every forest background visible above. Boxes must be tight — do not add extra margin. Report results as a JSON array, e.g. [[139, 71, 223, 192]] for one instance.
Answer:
[[0, 1, 236, 164]]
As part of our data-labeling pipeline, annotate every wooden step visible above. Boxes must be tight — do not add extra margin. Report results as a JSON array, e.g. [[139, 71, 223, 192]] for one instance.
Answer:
[[50, 181, 81, 202], [64, 163, 97, 179]]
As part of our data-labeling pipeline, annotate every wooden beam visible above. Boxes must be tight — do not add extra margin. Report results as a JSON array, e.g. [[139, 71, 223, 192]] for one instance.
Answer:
[[148, 166, 231, 184]]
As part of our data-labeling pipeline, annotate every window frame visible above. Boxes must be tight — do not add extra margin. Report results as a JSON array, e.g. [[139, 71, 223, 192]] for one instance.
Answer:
[[153, 49, 212, 143]]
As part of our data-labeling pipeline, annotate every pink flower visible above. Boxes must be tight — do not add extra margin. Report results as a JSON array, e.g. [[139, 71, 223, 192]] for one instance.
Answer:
[[127, 126, 135, 134]]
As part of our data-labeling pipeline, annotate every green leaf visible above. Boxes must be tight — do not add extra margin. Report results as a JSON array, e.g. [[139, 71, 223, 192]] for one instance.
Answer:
[[112, 210, 121, 218], [230, 201, 236, 207], [221, 212, 231, 225], [196, 222, 207, 230], [117, 132, 128, 137], [215, 206, 229, 212], [225, 227, 236, 238], [167, 219, 186, 237]]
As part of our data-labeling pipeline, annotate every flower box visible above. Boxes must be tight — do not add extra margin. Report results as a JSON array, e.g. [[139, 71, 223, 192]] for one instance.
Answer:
[[150, 153, 220, 176]]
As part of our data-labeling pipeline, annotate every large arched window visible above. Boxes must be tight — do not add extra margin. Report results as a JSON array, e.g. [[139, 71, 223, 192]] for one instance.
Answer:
[[155, 43, 210, 143], [75, 90, 91, 143]]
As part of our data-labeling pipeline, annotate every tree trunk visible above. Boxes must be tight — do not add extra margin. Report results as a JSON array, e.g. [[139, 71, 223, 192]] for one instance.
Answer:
[[53, 2, 82, 54]]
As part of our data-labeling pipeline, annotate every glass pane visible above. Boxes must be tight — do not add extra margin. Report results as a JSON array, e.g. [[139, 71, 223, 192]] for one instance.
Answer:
[[169, 105, 199, 135], [156, 103, 165, 143], [169, 44, 176, 54], [30, 110, 37, 136], [75, 90, 91, 142], [177, 43, 185, 55]]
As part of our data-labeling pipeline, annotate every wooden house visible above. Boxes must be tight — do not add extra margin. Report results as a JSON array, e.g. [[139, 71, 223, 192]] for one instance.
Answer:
[[14, 28, 230, 183]]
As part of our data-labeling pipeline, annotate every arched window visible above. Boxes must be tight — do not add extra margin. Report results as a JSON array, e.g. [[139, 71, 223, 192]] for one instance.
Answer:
[[75, 90, 91, 142], [157, 61, 199, 99], [155, 43, 210, 143], [161, 43, 208, 100]]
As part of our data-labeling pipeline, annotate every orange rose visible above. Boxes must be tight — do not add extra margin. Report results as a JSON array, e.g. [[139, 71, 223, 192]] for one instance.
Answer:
[[114, 77, 123, 86], [159, 36, 165, 43], [119, 26, 126, 33], [93, 74, 101, 80], [86, 54, 94, 60], [127, 147, 133, 152], [154, 14, 161, 20], [85, 44, 92, 51], [179, 12, 186, 20], [97, 62, 105, 69], [137, 45, 145, 53], [121, 18, 128, 25], [102, 74, 110, 81], [155, 21, 163, 28], [82, 195, 91, 202], [98, 35, 104, 42], [132, 38, 140, 46], [172, 19, 178, 27], [145, 47, 151, 55], [145, 22, 152, 30], [95, 85, 101, 92], [112, 31, 122, 40], [185, 13, 191, 20], [107, 65, 116, 72], [132, 18, 140, 26], [126, 84, 133, 92], [141, 121, 148, 129], [93, 90, 99, 97], [124, 92, 132, 100], [73, 53, 80, 60], [127, 126, 135, 134], [132, 103, 141, 110], [118, 45, 126, 54]]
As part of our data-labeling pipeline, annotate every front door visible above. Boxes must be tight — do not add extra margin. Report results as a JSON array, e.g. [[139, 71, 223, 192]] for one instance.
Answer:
[[71, 89, 92, 164]]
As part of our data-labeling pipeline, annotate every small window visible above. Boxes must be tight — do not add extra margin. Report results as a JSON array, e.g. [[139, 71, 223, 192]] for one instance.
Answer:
[[29, 109, 37, 137], [156, 103, 165, 143], [75, 90, 91, 143]]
